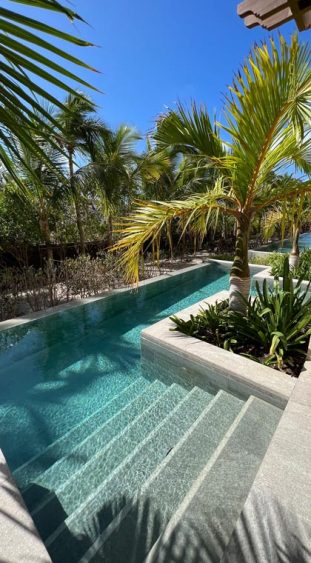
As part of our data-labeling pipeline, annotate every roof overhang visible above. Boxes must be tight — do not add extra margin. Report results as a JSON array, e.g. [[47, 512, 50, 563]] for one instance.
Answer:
[[237, 0, 311, 30]]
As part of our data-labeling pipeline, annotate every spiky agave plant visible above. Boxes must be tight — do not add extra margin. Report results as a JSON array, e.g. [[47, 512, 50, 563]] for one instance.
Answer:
[[113, 34, 311, 312]]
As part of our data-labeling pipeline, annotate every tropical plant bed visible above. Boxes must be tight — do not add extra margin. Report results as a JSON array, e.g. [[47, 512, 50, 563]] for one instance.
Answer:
[[171, 264, 311, 378]]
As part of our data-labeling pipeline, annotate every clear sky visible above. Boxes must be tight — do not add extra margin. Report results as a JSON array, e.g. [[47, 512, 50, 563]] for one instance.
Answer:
[[9, 0, 299, 137]]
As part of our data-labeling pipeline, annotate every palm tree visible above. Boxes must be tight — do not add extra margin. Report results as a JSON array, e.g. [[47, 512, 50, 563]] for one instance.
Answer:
[[89, 126, 141, 245], [113, 35, 311, 312], [263, 183, 311, 268], [79, 127, 172, 247], [0, 0, 96, 177], [56, 94, 104, 254], [5, 137, 66, 262]]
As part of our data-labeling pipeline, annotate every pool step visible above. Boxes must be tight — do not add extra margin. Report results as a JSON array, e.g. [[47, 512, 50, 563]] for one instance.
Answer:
[[45, 385, 215, 563], [6, 370, 140, 472], [152, 396, 282, 563], [14, 377, 151, 490], [78, 391, 245, 562], [78, 396, 281, 563], [22, 379, 167, 511], [32, 382, 189, 540], [45, 389, 240, 563]]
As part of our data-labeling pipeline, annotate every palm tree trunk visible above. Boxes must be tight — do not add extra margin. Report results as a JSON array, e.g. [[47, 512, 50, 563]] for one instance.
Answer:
[[107, 215, 113, 247], [39, 209, 53, 263], [229, 215, 251, 313], [68, 150, 86, 255], [289, 224, 300, 270]]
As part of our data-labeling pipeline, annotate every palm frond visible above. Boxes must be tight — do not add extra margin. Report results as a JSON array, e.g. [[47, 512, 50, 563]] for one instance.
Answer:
[[224, 34, 311, 205], [0, 0, 97, 175], [154, 102, 225, 159], [112, 187, 236, 283]]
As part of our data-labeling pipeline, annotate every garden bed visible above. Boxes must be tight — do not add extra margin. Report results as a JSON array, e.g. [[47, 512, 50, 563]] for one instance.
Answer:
[[141, 291, 295, 410], [171, 263, 311, 377]]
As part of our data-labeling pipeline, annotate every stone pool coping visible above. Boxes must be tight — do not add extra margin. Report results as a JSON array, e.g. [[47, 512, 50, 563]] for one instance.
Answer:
[[0, 450, 52, 563], [141, 290, 296, 408], [142, 290, 311, 561], [223, 344, 311, 562], [0, 260, 213, 332]]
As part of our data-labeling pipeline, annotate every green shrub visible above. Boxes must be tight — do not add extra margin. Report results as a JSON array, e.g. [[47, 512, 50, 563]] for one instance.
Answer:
[[268, 249, 311, 281], [170, 299, 229, 348], [171, 258, 311, 375], [268, 252, 287, 277], [297, 249, 311, 281]]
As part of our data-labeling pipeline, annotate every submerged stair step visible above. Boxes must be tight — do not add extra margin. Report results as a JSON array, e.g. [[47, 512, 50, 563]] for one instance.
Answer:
[[46, 386, 215, 563], [32, 382, 188, 540], [14, 377, 151, 490], [23, 379, 167, 511], [149, 397, 282, 563], [79, 390, 245, 563]]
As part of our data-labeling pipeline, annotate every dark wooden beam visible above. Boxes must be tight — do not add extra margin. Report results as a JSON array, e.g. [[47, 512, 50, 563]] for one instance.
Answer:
[[237, 0, 311, 30]]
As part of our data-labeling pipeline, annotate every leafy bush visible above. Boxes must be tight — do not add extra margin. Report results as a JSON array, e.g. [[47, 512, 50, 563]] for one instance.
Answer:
[[171, 258, 311, 376], [297, 249, 311, 281], [208, 253, 271, 266], [268, 252, 287, 277], [171, 299, 229, 348], [268, 249, 311, 281]]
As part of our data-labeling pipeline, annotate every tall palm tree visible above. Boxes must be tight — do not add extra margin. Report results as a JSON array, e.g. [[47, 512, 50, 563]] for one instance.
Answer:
[[263, 185, 311, 268], [80, 127, 171, 246], [0, 0, 96, 178], [5, 137, 66, 261], [56, 93, 104, 253], [90, 126, 140, 245], [113, 35, 311, 312]]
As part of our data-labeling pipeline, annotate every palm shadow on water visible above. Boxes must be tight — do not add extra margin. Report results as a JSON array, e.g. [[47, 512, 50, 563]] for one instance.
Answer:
[[0, 268, 227, 471], [39, 489, 220, 563], [27, 481, 311, 563]]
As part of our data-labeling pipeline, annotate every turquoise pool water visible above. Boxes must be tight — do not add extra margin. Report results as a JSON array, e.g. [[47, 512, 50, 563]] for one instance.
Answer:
[[0, 262, 281, 563], [257, 232, 311, 253], [0, 263, 231, 471]]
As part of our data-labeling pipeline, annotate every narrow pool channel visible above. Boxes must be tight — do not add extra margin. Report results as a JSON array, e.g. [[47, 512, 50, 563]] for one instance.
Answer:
[[0, 262, 229, 469]]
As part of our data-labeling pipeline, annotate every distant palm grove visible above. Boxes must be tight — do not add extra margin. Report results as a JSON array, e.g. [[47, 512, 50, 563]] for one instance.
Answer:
[[0, 1, 310, 317]]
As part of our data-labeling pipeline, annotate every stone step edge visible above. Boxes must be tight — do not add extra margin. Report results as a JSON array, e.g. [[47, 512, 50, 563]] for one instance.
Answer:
[[77, 390, 230, 563], [32, 382, 184, 520], [23, 379, 163, 496], [146, 396, 255, 562], [15, 377, 147, 485], [45, 385, 211, 551]]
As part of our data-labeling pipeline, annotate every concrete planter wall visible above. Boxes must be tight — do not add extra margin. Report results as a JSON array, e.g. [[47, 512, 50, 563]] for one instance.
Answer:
[[141, 291, 295, 409], [248, 249, 272, 260], [141, 288, 311, 563]]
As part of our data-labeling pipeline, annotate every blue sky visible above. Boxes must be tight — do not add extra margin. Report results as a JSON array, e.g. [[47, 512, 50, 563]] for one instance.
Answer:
[[9, 0, 299, 137]]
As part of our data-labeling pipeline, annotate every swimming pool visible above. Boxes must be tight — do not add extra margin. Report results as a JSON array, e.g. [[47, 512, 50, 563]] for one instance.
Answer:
[[257, 232, 311, 253], [0, 262, 281, 562], [0, 263, 229, 468]]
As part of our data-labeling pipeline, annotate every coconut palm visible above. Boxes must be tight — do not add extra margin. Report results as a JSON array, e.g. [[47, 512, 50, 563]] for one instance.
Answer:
[[113, 35, 311, 312], [56, 94, 105, 253], [75, 125, 140, 247], [4, 136, 66, 261], [79, 127, 173, 246], [0, 0, 95, 178]]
